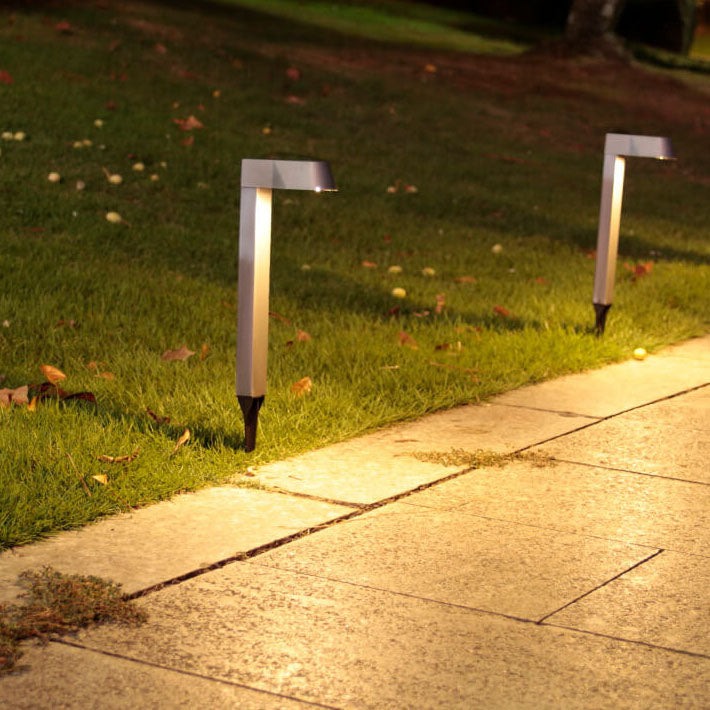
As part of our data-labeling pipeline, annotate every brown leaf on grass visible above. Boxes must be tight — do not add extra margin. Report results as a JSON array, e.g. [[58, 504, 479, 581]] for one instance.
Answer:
[[94, 371, 115, 380], [291, 376, 312, 397], [387, 306, 401, 317], [285, 95, 306, 105], [31, 381, 96, 404], [285, 66, 300, 80], [361, 260, 377, 269], [182, 135, 194, 146], [27, 396, 38, 411], [623, 261, 654, 281], [86, 361, 106, 371], [269, 311, 292, 325], [398, 331, 418, 349], [173, 115, 204, 131], [413, 311, 430, 318], [97, 449, 139, 464], [40, 365, 66, 384], [55, 319, 78, 328], [455, 275, 477, 284], [170, 428, 190, 456], [147, 407, 170, 424], [429, 361, 479, 381], [435, 293, 446, 315], [221, 300, 236, 310], [582, 249, 597, 259], [493, 305, 513, 318], [296, 330, 311, 342], [534, 277, 548, 285], [0, 386, 29, 408], [54, 20, 74, 34], [155, 43, 167, 54], [435, 343, 451, 351], [0, 71, 14, 84], [92, 474, 108, 485], [161, 345, 195, 362], [200, 344, 209, 360]]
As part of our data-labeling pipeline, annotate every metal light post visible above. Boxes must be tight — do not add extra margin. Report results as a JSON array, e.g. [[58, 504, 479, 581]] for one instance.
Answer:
[[592, 133, 675, 334], [237, 159, 336, 452]]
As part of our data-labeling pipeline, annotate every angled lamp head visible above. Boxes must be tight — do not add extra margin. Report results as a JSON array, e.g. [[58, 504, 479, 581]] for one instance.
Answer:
[[604, 133, 675, 161], [241, 159, 337, 192]]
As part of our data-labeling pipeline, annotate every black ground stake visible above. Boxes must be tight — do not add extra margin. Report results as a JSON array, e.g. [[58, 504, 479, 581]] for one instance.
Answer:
[[238, 395, 264, 452]]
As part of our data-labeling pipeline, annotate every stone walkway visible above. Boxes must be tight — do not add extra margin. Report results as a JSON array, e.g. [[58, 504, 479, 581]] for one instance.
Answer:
[[1, 336, 709, 708]]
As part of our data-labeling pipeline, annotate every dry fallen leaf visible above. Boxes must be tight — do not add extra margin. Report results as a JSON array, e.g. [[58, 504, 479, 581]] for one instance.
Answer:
[[291, 376, 312, 397], [455, 275, 477, 284], [0, 386, 29, 408], [40, 364, 66, 384], [173, 115, 204, 131], [55, 319, 78, 328], [296, 330, 311, 342], [161, 345, 195, 362], [200, 344, 209, 360], [398, 331, 419, 350], [91, 474, 108, 485], [95, 371, 115, 380], [493, 305, 513, 318], [623, 261, 654, 281], [97, 449, 139, 464], [361, 260, 378, 269], [435, 293, 446, 315], [170, 428, 190, 456], [221, 300, 236, 310], [146, 407, 170, 424]]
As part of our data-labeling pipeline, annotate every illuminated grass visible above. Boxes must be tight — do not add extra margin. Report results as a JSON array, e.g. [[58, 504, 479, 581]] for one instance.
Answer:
[[0, 0, 708, 548]]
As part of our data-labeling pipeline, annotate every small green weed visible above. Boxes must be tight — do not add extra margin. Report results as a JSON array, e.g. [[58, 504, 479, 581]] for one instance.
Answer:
[[0, 567, 146, 675]]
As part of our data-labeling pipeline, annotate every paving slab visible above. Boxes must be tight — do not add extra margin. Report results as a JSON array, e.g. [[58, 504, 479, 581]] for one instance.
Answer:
[[66, 563, 710, 709], [535, 386, 710, 484], [656, 335, 710, 361], [492, 336, 710, 418], [253, 502, 654, 621], [0, 486, 350, 604], [255, 404, 591, 504], [0, 641, 313, 710], [402, 459, 710, 556], [547, 550, 710, 657]]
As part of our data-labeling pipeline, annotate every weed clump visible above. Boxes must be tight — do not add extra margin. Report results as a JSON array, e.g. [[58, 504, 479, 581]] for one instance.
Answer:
[[409, 448, 555, 468], [0, 566, 146, 674]]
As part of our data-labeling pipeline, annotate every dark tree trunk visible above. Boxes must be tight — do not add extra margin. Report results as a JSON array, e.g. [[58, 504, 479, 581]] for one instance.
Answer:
[[565, 0, 628, 42]]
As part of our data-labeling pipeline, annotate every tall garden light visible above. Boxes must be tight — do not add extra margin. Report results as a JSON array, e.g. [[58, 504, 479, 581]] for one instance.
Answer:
[[237, 159, 336, 452], [592, 133, 675, 334]]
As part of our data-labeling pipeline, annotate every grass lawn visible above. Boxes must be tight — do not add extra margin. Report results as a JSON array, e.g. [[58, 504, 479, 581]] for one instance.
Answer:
[[1, 0, 709, 549]]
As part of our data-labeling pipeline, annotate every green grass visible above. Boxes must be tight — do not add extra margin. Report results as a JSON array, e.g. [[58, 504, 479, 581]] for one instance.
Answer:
[[1, 0, 709, 549]]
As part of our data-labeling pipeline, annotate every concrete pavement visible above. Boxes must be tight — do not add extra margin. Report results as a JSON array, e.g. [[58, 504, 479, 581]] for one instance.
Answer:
[[1, 336, 709, 708]]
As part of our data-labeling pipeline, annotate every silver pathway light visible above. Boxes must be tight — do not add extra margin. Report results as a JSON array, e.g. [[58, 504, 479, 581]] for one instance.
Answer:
[[592, 132, 675, 334], [237, 159, 336, 451]]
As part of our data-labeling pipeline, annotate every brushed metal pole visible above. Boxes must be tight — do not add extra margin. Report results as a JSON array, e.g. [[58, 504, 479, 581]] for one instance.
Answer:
[[591, 133, 675, 334], [237, 186, 272, 451], [592, 154, 625, 334]]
